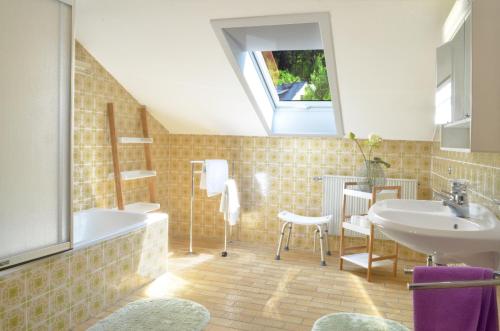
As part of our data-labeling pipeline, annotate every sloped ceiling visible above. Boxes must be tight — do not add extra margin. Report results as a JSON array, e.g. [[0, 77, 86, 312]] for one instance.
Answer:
[[76, 0, 454, 140]]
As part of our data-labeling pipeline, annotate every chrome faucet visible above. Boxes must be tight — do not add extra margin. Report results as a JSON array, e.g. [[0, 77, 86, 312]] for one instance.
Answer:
[[435, 180, 469, 218]]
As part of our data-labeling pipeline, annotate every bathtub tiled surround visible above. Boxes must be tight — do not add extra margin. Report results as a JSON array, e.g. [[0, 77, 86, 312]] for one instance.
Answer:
[[73, 42, 169, 212], [431, 141, 500, 218], [167, 135, 432, 260], [0, 218, 168, 330]]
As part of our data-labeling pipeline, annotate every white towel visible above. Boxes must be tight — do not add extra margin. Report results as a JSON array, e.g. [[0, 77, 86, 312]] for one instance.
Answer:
[[376, 190, 398, 201], [219, 179, 240, 225], [200, 160, 228, 197], [351, 215, 370, 228]]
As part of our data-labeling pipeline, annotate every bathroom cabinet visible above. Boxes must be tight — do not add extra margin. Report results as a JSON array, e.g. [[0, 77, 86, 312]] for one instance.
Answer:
[[437, 0, 500, 152]]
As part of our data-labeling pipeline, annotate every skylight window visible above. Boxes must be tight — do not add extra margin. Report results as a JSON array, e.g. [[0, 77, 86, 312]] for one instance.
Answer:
[[211, 13, 344, 136], [257, 50, 331, 102]]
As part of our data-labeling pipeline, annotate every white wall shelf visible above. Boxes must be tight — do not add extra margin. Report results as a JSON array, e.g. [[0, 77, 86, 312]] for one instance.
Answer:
[[117, 137, 153, 144], [440, 147, 471, 153], [117, 202, 160, 213], [443, 117, 471, 129], [108, 170, 156, 181], [107, 104, 158, 211]]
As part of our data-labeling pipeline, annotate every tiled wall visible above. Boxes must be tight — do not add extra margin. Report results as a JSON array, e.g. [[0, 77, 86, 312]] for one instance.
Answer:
[[431, 141, 500, 218], [72, 43, 433, 260], [167, 135, 432, 259], [73, 42, 169, 212], [0, 218, 168, 330]]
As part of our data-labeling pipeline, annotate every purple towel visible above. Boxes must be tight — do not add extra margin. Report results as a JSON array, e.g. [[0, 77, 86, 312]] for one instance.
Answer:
[[413, 266, 499, 331]]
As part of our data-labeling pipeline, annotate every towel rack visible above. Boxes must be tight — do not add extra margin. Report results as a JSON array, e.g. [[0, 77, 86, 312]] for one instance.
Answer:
[[189, 160, 235, 257], [404, 267, 500, 290]]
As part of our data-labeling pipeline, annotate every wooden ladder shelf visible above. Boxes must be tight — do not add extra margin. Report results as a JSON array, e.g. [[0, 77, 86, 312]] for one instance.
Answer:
[[107, 103, 159, 213]]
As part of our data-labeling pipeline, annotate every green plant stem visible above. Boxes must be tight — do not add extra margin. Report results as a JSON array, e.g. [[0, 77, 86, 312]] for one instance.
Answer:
[[354, 139, 367, 163]]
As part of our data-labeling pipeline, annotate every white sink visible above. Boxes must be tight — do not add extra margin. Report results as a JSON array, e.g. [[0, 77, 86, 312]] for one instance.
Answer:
[[368, 199, 500, 269]]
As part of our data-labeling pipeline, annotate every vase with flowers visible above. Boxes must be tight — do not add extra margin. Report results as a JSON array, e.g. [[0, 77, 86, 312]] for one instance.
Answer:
[[347, 132, 391, 192]]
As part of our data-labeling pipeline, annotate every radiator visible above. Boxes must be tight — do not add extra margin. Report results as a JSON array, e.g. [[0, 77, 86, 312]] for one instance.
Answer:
[[321, 176, 418, 237]]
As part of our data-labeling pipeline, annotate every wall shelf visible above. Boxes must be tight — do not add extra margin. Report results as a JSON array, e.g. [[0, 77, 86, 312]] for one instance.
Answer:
[[443, 117, 471, 129], [108, 170, 157, 181], [107, 103, 158, 211], [119, 202, 160, 213], [117, 137, 153, 144], [440, 147, 471, 153]]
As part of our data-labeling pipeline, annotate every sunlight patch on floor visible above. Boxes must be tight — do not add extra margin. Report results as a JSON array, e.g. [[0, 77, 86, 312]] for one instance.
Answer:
[[263, 267, 302, 319], [168, 252, 215, 272], [349, 273, 382, 317], [144, 272, 189, 298]]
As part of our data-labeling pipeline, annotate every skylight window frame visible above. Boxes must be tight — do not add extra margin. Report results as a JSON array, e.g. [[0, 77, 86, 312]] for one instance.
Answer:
[[252, 51, 332, 111], [211, 12, 345, 136]]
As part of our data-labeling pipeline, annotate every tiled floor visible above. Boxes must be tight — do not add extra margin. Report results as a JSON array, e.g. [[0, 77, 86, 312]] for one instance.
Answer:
[[78, 239, 418, 330]]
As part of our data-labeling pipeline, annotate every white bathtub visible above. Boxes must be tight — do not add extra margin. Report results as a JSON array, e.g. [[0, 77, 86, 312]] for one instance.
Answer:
[[73, 209, 168, 250]]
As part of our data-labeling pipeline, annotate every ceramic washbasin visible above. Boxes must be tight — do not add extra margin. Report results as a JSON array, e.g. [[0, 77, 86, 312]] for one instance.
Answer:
[[368, 199, 500, 269]]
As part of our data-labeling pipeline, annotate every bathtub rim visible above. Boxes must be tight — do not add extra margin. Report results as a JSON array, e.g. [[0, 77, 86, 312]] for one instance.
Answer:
[[72, 208, 168, 250]]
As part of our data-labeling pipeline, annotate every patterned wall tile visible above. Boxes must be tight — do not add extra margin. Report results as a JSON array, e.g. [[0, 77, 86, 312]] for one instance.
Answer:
[[73, 43, 169, 213], [166, 134, 433, 259], [431, 139, 500, 218]]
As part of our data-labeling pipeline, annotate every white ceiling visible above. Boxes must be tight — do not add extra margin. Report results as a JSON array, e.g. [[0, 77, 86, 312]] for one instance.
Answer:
[[76, 0, 454, 140]]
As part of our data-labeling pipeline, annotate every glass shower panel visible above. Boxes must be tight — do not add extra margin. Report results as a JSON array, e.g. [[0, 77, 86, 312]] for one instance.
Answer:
[[0, 0, 72, 269]]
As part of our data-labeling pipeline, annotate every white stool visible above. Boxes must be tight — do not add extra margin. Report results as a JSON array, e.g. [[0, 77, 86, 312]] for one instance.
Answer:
[[275, 211, 333, 266]]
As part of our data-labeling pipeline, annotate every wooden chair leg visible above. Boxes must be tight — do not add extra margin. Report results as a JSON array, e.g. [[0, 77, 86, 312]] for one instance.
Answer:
[[339, 191, 347, 270], [393, 243, 399, 277], [367, 224, 375, 282], [339, 227, 345, 270]]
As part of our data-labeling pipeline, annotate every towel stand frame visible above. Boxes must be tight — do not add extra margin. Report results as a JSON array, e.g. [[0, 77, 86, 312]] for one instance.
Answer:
[[404, 267, 500, 290], [189, 160, 235, 257]]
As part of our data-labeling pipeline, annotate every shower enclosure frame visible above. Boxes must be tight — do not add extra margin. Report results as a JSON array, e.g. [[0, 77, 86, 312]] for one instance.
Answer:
[[0, 0, 75, 271]]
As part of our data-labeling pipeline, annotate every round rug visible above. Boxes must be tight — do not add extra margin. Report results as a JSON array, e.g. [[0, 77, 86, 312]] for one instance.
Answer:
[[312, 313, 409, 331], [88, 298, 210, 331]]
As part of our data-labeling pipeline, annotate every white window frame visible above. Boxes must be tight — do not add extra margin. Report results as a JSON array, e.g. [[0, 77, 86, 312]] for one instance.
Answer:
[[252, 51, 332, 111], [211, 12, 344, 136]]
